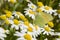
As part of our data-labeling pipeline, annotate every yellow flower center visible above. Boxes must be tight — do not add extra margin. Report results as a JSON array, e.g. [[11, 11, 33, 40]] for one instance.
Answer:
[[29, 10, 35, 14], [5, 20, 10, 25], [0, 15, 7, 20], [31, 5, 35, 8], [19, 15, 27, 21], [24, 34, 32, 40], [4, 10, 12, 18], [48, 22, 54, 28], [45, 6, 52, 10], [4, 10, 12, 14], [37, 8, 42, 12], [16, 12, 28, 21], [13, 19, 19, 25], [24, 21, 30, 26], [27, 27, 33, 32], [6, 13, 12, 18], [44, 26, 50, 32], [37, 2, 44, 7]]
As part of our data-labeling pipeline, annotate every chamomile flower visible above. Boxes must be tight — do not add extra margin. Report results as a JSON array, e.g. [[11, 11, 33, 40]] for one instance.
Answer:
[[32, 25, 42, 37], [4, 10, 12, 18], [19, 13, 28, 21], [35, 25, 42, 34], [4, 10, 14, 19], [10, 19, 21, 30], [24, 8, 35, 20], [41, 25, 54, 35], [43, 6, 55, 14], [24, 21, 41, 37], [13, 11, 27, 21], [14, 31, 37, 40], [27, 24, 38, 37], [22, 21, 35, 37], [0, 27, 7, 40], [28, 2, 37, 11]]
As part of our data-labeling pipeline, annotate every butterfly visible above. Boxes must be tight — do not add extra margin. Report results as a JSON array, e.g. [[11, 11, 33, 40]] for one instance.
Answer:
[[34, 11, 53, 27]]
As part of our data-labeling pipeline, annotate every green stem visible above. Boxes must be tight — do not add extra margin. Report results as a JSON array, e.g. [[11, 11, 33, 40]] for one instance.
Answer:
[[13, 3, 20, 11]]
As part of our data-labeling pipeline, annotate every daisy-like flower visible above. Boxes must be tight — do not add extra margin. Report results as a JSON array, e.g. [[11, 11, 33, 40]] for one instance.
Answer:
[[13, 11, 28, 21], [27, 23, 38, 38], [14, 31, 37, 40], [41, 25, 54, 35], [28, 2, 37, 11], [8, 0, 16, 4], [19, 12, 28, 21], [10, 19, 22, 30], [42, 6, 55, 14], [4, 10, 14, 20], [23, 21, 41, 38], [33, 25, 42, 37], [24, 8, 35, 20], [0, 27, 7, 40], [4, 10, 12, 18]]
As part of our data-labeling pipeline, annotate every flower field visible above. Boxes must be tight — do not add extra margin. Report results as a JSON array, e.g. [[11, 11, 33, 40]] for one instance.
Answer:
[[0, 0, 60, 40]]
